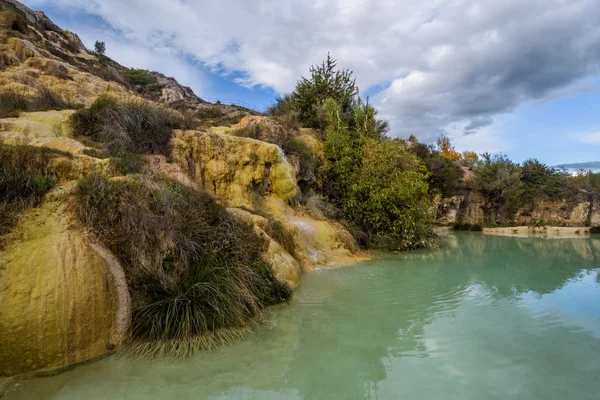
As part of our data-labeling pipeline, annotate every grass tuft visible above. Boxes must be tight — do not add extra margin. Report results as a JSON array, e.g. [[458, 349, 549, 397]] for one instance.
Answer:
[[70, 95, 180, 157], [74, 175, 291, 352], [0, 87, 77, 118], [0, 144, 70, 245]]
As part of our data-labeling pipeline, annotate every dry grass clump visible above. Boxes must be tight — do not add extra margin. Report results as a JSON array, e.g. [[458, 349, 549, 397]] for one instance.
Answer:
[[300, 194, 338, 221], [0, 86, 77, 118], [70, 95, 180, 157], [75, 175, 291, 354], [192, 105, 245, 127], [0, 144, 70, 245]]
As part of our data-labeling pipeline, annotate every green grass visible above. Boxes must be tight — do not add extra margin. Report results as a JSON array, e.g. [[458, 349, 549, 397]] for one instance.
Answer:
[[70, 95, 180, 157], [0, 144, 71, 246], [75, 175, 291, 354], [0, 87, 77, 118]]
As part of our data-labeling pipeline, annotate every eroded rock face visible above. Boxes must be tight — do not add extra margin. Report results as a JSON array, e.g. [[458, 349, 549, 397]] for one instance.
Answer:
[[0, 200, 130, 377], [436, 191, 600, 227], [171, 129, 299, 207]]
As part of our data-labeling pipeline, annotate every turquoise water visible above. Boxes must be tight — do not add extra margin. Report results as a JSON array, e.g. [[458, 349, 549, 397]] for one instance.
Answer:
[[5, 233, 600, 399]]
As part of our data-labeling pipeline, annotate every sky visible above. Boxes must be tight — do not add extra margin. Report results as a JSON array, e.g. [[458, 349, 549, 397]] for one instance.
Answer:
[[21, 0, 600, 166]]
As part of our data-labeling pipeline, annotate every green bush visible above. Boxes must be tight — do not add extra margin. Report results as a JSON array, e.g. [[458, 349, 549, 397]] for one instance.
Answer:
[[471, 153, 523, 224], [75, 175, 291, 353], [409, 138, 465, 197], [452, 223, 483, 232], [570, 171, 600, 193], [70, 95, 179, 157], [0, 87, 77, 118], [322, 98, 435, 250], [590, 226, 600, 234], [520, 159, 575, 202], [124, 69, 158, 86], [273, 54, 358, 129], [0, 144, 70, 244]]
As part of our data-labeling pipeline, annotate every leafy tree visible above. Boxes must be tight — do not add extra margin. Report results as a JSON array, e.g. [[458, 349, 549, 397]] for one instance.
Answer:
[[346, 138, 435, 249], [462, 151, 479, 167], [94, 41, 106, 55], [472, 153, 523, 223], [571, 170, 600, 193], [437, 134, 462, 161], [289, 54, 358, 129], [409, 138, 465, 197], [322, 99, 434, 250]]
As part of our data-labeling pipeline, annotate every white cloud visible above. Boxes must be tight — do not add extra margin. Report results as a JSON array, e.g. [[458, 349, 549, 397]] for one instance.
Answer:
[[22, 0, 600, 150], [581, 132, 600, 145]]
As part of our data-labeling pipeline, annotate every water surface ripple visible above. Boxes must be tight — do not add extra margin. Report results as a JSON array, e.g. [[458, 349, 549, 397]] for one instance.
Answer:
[[5, 233, 600, 399]]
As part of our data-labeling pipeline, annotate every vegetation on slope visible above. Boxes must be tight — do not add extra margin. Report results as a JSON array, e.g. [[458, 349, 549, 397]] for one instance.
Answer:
[[269, 56, 435, 250], [75, 175, 291, 355], [70, 95, 180, 158], [408, 134, 598, 226], [0, 144, 70, 246], [0, 87, 77, 118]]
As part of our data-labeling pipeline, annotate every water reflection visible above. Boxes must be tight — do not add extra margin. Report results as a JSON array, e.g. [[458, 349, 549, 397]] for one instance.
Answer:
[[5, 233, 600, 400]]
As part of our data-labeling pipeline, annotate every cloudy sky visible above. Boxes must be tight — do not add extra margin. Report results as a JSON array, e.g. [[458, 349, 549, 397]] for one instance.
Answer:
[[23, 0, 600, 165]]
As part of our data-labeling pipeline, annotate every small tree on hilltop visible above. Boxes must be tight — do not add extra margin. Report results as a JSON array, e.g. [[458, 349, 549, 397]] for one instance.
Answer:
[[94, 41, 106, 55]]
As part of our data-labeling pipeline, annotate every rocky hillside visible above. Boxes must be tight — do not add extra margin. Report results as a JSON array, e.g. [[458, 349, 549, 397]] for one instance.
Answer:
[[0, 0, 363, 381]]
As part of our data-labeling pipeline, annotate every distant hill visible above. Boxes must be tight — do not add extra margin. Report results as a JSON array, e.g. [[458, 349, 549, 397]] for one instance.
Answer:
[[554, 161, 600, 170]]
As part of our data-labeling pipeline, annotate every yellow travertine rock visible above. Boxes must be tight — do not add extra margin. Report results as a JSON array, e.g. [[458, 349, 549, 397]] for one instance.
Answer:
[[0, 201, 130, 377]]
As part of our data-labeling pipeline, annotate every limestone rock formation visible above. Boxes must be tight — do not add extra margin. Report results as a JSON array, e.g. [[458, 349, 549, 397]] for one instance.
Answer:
[[0, 200, 130, 377], [171, 129, 299, 207], [227, 208, 302, 288], [436, 190, 600, 227]]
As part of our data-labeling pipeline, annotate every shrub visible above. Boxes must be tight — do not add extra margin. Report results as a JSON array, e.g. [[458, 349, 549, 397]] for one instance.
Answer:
[[266, 219, 297, 258], [409, 139, 465, 197], [70, 95, 179, 157], [570, 171, 600, 193], [0, 144, 70, 244], [273, 54, 358, 129], [520, 159, 575, 202], [282, 138, 316, 183], [74, 176, 291, 353], [124, 69, 158, 86], [452, 223, 483, 232], [322, 98, 435, 250], [471, 153, 523, 224], [266, 95, 295, 117], [300, 194, 338, 221], [590, 226, 600, 234]]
